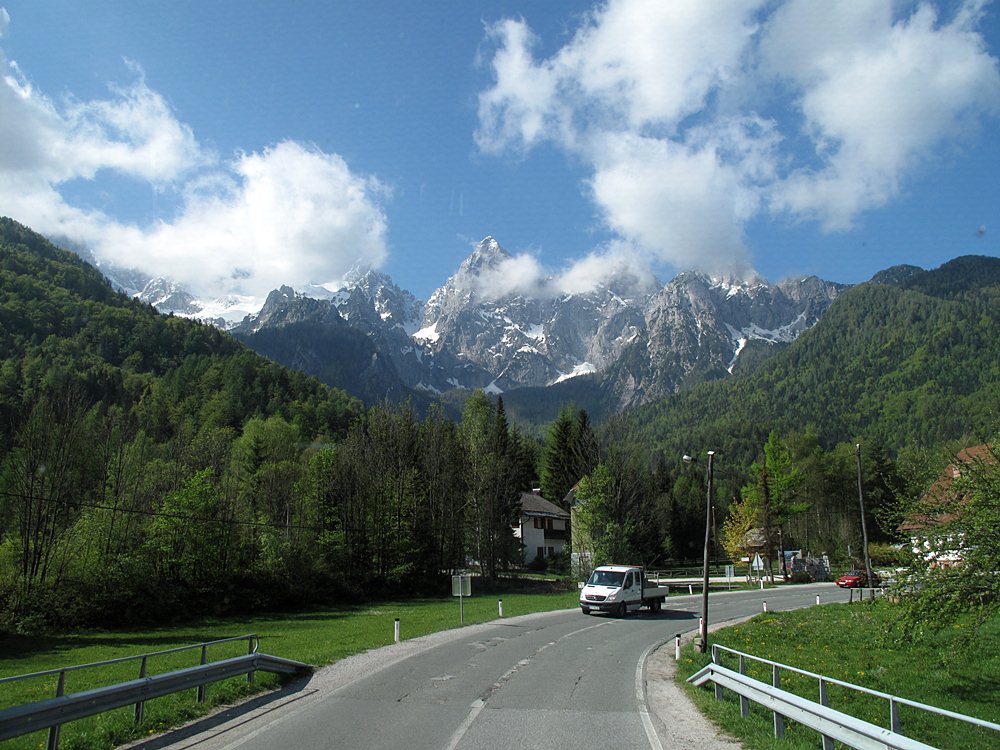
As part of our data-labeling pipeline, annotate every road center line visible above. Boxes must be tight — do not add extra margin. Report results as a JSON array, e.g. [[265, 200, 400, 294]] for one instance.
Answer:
[[444, 618, 615, 749]]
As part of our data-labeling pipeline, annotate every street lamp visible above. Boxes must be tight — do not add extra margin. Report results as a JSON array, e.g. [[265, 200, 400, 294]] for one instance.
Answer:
[[684, 450, 715, 653]]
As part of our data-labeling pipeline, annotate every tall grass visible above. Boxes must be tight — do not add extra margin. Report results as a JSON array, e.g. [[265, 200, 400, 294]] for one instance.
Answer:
[[679, 600, 1000, 750]]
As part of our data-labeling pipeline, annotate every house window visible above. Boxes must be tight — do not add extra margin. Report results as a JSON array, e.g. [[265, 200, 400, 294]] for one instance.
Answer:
[[537, 546, 545, 559], [533, 517, 544, 529], [546, 518, 553, 531], [548, 546, 555, 557]]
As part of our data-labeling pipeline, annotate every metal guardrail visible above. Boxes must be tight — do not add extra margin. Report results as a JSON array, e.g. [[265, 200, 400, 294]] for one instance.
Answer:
[[688, 644, 1000, 750], [0, 635, 312, 749]]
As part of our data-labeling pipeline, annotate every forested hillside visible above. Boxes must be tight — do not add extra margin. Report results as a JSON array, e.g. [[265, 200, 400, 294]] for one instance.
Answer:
[[623, 256, 1000, 467], [0, 218, 369, 627]]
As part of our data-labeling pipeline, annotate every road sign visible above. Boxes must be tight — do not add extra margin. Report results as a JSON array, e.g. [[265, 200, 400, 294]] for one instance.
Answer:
[[751, 553, 764, 570], [452, 575, 471, 597]]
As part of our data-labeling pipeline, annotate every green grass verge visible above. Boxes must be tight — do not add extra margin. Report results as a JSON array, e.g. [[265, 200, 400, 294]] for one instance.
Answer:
[[0, 590, 579, 750], [677, 600, 1000, 750]]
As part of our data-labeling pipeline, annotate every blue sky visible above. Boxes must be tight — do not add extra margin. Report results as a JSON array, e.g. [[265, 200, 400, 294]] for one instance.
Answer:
[[1, 1, 998, 304]]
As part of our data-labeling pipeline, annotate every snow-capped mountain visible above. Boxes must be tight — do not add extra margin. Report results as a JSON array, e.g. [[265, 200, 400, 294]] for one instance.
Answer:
[[415, 237, 654, 393], [605, 270, 845, 409], [88, 235, 846, 411]]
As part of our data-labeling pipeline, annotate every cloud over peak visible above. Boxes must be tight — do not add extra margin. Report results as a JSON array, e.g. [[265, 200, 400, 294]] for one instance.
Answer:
[[477, 0, 1000, 273], [0, 23, 390, 301]]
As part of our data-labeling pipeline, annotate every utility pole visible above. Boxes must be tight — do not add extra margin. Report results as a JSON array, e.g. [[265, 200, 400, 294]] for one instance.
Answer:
[[683, 451, 716, 652], [855, 443, 874, 587], [701, 450, 715, 652]]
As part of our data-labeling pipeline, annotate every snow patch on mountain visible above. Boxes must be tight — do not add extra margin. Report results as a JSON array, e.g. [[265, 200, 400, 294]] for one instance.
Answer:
[[551, 362, 597, 384]]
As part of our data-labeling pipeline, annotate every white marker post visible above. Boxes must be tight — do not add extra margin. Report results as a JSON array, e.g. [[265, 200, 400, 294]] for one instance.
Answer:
[[394, 618, 400, 643], [498, 599, 504, 618], [675, 633, 681, 661]]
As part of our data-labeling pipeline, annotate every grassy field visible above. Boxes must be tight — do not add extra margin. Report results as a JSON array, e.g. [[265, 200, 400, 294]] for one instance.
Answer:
[[0, 589, 579, 750], [678, 600, 1000, 750]]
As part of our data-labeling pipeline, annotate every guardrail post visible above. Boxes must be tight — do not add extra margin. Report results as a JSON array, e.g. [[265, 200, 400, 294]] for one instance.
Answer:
[[197, 645, 208, 703], [738, 655, 749, 717], [46, 670, 66, 750], [819, 678, 834, 750], [711, 645, 723, 700], [247, 636, 255, 685], [890, 697, 902, 734], [134, 656, 148, 724], [772, 664, 785, 739]]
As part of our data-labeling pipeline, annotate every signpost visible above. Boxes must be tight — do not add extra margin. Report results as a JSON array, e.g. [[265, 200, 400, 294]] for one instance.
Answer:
[[452, 574, 471, 624], [751, 553, 764, 583]]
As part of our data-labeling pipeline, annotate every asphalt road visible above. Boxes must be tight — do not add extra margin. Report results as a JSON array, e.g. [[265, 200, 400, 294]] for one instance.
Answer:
[[130, 583, 845, 750]]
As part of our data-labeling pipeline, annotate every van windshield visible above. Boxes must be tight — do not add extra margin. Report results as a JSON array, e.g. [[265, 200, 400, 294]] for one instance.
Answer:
[[588, 570, 626, 587]]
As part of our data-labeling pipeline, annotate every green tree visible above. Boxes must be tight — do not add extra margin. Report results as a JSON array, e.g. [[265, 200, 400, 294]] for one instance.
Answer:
[[740, 433, 803, 581], [460, 392, 523, 579], [539, 406, 599, 508], [902, 443, 1000, 633]]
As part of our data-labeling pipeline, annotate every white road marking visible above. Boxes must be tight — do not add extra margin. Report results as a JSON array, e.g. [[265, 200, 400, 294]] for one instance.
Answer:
[[636, 642, 666, 750]]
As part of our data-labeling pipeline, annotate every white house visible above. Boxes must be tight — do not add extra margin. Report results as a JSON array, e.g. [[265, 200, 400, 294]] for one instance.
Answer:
[[513, 491, 570, 565]]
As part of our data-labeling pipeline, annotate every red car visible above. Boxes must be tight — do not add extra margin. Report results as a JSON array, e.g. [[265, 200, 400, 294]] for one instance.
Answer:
[[835, 570, 878, 588]]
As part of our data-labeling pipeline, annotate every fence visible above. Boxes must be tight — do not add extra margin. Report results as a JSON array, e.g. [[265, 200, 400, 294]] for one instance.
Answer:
[[0, 634, 311, 749], [688, 643, 1000, 750]]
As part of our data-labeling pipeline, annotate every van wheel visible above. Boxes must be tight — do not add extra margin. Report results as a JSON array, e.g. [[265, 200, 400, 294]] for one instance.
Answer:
[[617, 602, 627, 618], [650, 598, 662, 613]]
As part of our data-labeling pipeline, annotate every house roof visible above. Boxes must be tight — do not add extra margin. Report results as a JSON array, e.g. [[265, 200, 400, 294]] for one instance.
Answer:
[[898, 444, 995, 532], [519, 491, 570, 519]]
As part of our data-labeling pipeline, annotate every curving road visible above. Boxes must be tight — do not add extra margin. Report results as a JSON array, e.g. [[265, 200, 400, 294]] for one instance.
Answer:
[[132, 583, 845, 750]]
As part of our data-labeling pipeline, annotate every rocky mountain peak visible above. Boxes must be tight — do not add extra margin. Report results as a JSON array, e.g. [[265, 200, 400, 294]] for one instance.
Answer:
[[137, 277, 202, 315], [461, 236, 508, 272]]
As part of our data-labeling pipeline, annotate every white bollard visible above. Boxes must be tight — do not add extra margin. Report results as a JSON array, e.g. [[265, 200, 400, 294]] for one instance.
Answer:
[[816, 594, 820, 606], [688, 584, 694, 595], [763, 600, 768, 613], [760, 579, 764, 590], [498, 599, 504, 617], [675, 633, 681, 661], [394, 618, 400, 643]]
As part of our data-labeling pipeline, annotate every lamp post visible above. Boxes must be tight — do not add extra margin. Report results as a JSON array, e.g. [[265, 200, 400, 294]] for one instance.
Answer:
[[684, 450, 715, 653]]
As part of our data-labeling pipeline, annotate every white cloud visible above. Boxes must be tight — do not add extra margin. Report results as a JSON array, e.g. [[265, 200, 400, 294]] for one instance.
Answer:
[[764, 0, 1000, 229], [81, 142, 390, 299], [554, 241, 657, 296], [473, 252, 547, 299], [477, 0, 1000, 273], [0, 29, 390, 301]]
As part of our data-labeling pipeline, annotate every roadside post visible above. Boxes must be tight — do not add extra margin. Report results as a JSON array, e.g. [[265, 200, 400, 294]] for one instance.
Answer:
[[725, 564, 735, 591]]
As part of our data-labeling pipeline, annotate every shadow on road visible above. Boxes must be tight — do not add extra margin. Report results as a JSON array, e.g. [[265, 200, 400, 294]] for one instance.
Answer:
[[122, 676, 315, 750], [581, 610, 698, 622]]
